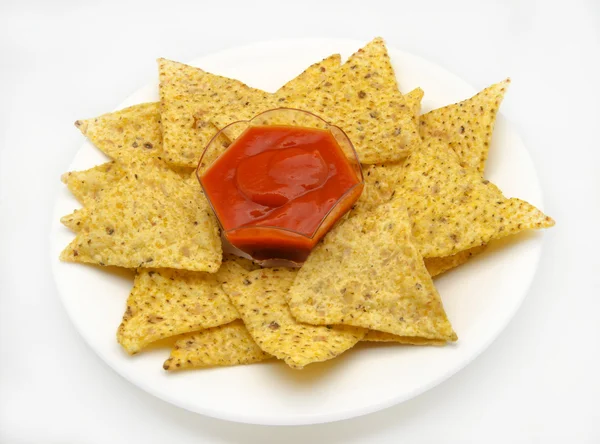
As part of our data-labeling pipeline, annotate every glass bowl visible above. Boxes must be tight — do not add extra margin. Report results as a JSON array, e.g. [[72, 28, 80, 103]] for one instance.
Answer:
[[197, 108, 364, 267]]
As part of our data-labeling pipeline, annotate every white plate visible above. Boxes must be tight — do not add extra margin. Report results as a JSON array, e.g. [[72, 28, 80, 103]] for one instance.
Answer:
[[51, 39, 547, 426]]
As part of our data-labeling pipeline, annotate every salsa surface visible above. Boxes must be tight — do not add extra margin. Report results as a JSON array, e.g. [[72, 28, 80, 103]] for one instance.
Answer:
[[201, 125, 361, 261]]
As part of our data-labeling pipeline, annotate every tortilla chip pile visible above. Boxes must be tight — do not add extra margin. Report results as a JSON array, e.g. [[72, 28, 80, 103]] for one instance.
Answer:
[[60, 38, 554, 370]]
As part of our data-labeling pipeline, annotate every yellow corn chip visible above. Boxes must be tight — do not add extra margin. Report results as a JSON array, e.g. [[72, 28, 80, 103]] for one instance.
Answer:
[[287, 199, 457, 341], [363, 331, 445, 345], [61, 164, 194, 233], [424, 245, 487, 277], [75, 102, 162, 161], [410, 83, 501, 271], [163, 320, 271, 370], [117, 262, 242, 354], [420, 79, 510, 174], [60, 157, 222, 271], [158, 58, 267, 167], [398, 137, 554, 258], [261, 38, 420, 164], [223, 265, 366, 369], [352, 148, 487, 276], [61, 162, 124, 206], [159, 54, 342, 168], [353, 162, 486, 276], [211, 38, 419, 164]]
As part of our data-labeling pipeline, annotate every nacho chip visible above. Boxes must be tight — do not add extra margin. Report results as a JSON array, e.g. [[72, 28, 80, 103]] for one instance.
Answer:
[[163, 320, 271, 370], [75, 102, 162, 161], [287, 199, 457, 341], [61, 162, 124, 206], [420, 79, 510, 174], [363, 330, 445, 345], [223, 265, 366, 369], [398, 137, 554, 258], [159, 54, 342, 167], [424, 245, 487, 277], [353, 165, 486, 277], [117, 264, 240, 354], [158, 58, 268, 167], [61, 163, 193, 232], [212, 38, 418, 164], [267, 38, 420, 164], [60, 157, 222, 271], [353, 162, 486, 276]]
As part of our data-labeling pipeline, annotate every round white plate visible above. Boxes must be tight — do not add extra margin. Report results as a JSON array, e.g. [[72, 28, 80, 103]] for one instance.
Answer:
[[51, 39, 547, 426]]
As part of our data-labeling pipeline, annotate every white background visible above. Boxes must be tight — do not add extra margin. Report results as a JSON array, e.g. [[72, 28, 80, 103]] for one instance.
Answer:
[[1, 0, 599, 442]]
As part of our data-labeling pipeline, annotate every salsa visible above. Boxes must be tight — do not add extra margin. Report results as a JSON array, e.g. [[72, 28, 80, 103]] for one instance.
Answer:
[[200, 125, 363, 263]]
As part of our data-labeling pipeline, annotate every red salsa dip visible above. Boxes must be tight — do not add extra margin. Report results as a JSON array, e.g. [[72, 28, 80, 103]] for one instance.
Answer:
[[200, 124, 363, 263]]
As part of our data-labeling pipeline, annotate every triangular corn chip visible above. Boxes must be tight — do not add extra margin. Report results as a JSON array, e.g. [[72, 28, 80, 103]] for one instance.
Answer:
[[60, 164, 195, 234], [117, 260, 246, 354], [75, 102, 162, 161], [260, 38, 420, 164], [158, 58, 268, 167], [419, 79, 510, 174], [158, 55, 341, 168], [398, 137, 554, 258], [163, 320, 271, 370], [61, 162, 124, 206], [410, 83, 503, 270], [60, 157, 222, 271], [352, 162, 487, 276], [223, 265, 366, 369], [212, 38, 419, 165], [287, 199, 457, 341]]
